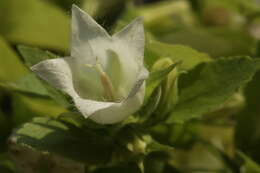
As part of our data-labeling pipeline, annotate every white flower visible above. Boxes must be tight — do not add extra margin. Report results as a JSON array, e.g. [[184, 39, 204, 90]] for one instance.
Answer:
[[31, 5, 149, 124]]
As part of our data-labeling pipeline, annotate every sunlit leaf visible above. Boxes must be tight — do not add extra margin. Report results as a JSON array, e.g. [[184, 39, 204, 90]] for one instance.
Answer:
[[145, 40, 211, 70], [0, 37, 28, 81], [0, 0, 70, 52], [9, 117, 114, 165], [167, 57, 260, 123]]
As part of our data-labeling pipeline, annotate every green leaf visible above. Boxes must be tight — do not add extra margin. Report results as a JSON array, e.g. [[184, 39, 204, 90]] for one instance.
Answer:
[[145, 40, 211, 70], [9, 117, 114, 165], [139, 87, 161, 122], [146, 138, 174, 154], [167, 57, 260, 123], [11, 94, 66, 126], [238, 152, 260, 173], [39, 79, 73, 109], [149, 121, 196, 148], [17, 45, 72, 109], [157, 28, 255, 58], [18, 45, 57, 67], [0, 73, 49, 97], [0, 74, 68, 121], [235, 70, 260, 162], [0, 0, 69, 52], [0, 37, 28, 81], [198, 139, 239, 173], [0, 153, 16, 173]]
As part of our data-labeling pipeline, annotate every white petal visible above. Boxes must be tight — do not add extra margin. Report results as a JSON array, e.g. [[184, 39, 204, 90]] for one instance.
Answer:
[[88, 83, 146, 124], [71, 5, 112, 65], [87, 67, 149, 124], [31, 57, 104, 101], [30, 57, 114, 119], [113, 17, 145, 65], [109, 18, 145, 96], [32, 56, 147, 124], [31, 58, 76, 96], [127, 67, 149, 98]]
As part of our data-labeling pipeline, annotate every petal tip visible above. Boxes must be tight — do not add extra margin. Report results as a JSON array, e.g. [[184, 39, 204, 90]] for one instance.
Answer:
[[30, 63, 39, 72], [72, 4, 81, 12], [72, 4, 88, 17]]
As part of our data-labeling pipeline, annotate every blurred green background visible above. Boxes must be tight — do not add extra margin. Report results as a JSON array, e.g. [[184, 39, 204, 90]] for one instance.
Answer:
[[1, 0, 260, 172]]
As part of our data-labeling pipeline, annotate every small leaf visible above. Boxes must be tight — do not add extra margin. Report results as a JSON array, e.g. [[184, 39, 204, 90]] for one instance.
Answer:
[[8, 117, 114, 165], [238, 152, 260, 173], [0, 73, 49, 97], [167, 56, 260, 123], [18, 45, 57, 67], [40, 79, 73, 109], [146, 139, 174, 154], [139, 87, 161, 122]]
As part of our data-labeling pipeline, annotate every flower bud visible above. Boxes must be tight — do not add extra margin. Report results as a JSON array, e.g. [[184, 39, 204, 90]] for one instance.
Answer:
[[152, 58, 178, 110]]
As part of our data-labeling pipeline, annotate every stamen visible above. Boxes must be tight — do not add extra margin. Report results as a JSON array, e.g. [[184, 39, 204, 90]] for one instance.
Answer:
[[85, 57, 116, 101]]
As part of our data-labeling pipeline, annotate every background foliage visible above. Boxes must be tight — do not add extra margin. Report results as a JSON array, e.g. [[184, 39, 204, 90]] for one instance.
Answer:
[[1, 0, 260, 173]]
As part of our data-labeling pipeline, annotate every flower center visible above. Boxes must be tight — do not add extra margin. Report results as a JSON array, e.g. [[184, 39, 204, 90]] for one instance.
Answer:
[[85, 57, 117, 102]]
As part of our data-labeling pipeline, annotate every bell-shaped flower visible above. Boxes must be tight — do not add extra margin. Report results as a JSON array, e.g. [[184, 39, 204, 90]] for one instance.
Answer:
[[31, 5, 149, 124]]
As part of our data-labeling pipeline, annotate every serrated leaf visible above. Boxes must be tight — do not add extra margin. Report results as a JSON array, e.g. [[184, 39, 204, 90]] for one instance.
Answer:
[[167, 57, 260, 123], [9, 117, 113, 165], [235, 70, 260, 162]]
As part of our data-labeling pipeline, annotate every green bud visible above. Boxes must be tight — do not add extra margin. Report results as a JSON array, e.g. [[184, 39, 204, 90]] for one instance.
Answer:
[[152, 58, 179, 112], [127, 136, 147, 154], [152, 57, 172, 70]]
